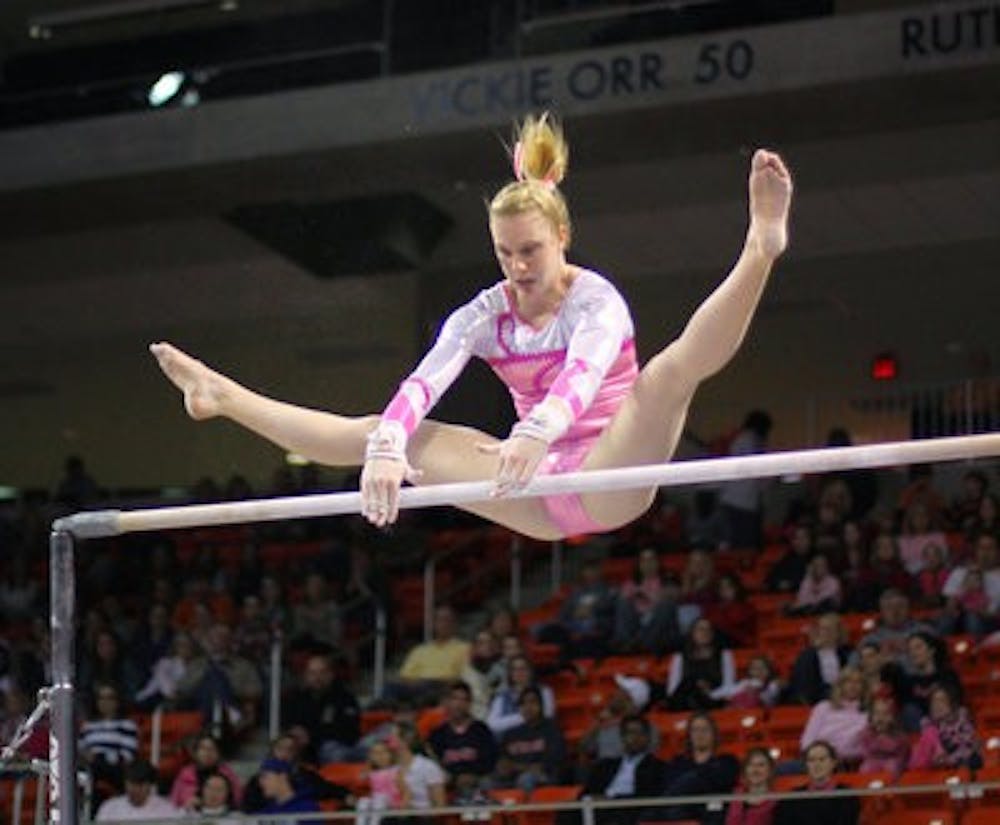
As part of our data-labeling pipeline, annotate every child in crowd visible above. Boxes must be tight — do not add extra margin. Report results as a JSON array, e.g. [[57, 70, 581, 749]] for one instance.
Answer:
[[910, 684, 983, 770], [915, 543, 950, 608], [858, 697, 910, 778], [711, 655, 782, 709], [366, 740, 402, 810]]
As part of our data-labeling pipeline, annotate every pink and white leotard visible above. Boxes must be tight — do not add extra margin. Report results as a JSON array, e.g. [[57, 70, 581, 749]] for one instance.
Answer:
[[380, 268, 638, 535]]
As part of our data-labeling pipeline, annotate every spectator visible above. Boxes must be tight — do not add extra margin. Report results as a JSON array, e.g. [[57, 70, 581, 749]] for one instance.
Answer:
[[909, 684, 983, 770], [719, 410, 773, 550], [357, 699, 420, 755], [134, 630, 198, 711], [95, 760, 179, 822], [392, 720, 447, 809], [290, 572, 342, 653], [786, 613, 851, 705], [800, 667, 868, 769], [257, 758, 322, 820], [0, 555, 39, 623], [128, 603, 174, 686], [897, 501, 949, 575], [680, 549, 719, 614], [711, 655, 781, 709], [786, 555, 841, 616], [567, 715, 665, 825], [940, 532, 1000, 635], [666, 618, 735, 711], [193, 772, 240, 825], [174, 621, 263, 738], [820, 428, 879, 521], [853, 590, 933, 670], [361, 739, 402, 816], [645, 712, 739, 824], [773, 742, 859, 825], [487, 655, 556, 735], [170, 733, 243, 811], [900, 632, 964, 732], [857, 697, 909, 778], [78, 629, 143, 711], [915, 543, 950, 608], [966, 492, 999, 540], [704, 574, 757, 649], [493, 686, 567, 791], [462, 629, 502, 720], [897, 465, 946, 526], [865, 534, 914, 603], [55, 454, 101, 508], [283, 653, 361, 763], [427, 681, 498, 803], [765, 524, 813, 594], [231, 594, 273, 665], [613, 548, 681, 655], [486, 605, 520, 642], [951, 471, 989, 535], [724, 747, 776, 825], [387, 606, 470, 705], [242, 732, 354, 814], [580, 675, 658, 761], [0, 688, 47, 761], [536, 558, 617, 660], [79, 682, 139, 799]]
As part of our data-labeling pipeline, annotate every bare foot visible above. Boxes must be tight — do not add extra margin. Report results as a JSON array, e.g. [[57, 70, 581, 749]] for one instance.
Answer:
[[748, 149, 792, 259], [149, 342, 230, 420]]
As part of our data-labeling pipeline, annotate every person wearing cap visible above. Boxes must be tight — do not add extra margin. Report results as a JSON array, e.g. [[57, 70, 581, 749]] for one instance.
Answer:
[[494, 686, 567, 791], [580, 676, 659, 761], [258, 757, 322, 819], [95, 759, 180, 821]]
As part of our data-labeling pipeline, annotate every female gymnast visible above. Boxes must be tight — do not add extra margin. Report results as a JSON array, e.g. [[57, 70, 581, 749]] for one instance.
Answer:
[[151, 113, 793, 541]]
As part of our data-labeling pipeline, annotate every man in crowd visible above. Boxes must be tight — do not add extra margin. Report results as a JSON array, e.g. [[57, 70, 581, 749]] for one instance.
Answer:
[[283, 653, 361, 763]]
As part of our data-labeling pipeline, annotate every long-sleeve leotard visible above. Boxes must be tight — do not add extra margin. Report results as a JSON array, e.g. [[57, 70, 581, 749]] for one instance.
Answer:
[[379, 268, 638, 453]]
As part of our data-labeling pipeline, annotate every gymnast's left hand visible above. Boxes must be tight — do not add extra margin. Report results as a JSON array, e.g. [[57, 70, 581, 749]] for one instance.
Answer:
[[478, 435, 548, 497]]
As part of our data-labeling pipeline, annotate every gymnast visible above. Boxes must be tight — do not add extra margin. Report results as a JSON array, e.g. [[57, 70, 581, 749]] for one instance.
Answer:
[[151, 113, 793, 541]]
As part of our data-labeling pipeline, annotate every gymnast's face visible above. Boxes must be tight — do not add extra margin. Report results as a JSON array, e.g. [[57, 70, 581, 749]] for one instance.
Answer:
[[491, 210, 569, 307]]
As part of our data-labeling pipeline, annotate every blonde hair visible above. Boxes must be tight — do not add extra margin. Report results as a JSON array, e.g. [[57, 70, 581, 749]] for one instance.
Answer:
[[490, 112, 572, 245], [830, 665, 869, 709]]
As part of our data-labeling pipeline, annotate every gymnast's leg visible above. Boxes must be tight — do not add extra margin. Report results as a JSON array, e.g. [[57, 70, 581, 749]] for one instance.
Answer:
[[580, 149, 793, 528], [150, 343, 563, 539]]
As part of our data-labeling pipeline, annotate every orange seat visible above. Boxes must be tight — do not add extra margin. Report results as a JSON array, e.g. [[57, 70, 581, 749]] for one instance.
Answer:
[[872, 809, 955, 825], [360, 708, 392, 735], [524, 785, 582, 825], [416, 705, 446, 739], [766, 705, 812, 742], [894, 768, 968, 810], [319, 762, 369, 796], [489, 788, 527, 825], [963, 809, 1000, 824]]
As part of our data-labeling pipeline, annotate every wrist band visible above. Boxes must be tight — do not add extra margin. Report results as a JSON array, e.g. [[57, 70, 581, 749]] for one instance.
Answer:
[[365, 421, 408, 463]]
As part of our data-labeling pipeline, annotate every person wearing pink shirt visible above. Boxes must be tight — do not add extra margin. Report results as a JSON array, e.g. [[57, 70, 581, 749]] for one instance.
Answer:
[[800, 667, 869, 767]]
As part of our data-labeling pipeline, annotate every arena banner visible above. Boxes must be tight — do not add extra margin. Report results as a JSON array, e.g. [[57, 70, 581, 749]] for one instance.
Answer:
[[0, 1, 997, 189]]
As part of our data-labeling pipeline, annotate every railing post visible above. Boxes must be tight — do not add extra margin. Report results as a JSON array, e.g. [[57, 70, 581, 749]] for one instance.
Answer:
[[509, 536, 522, 611], [581, 795, 595, 825], [49, 528, 77, 825], [423, 557, 435, 643], [268, 628, 283, 741], [373, 603, 388, 698], [150, 705, 162, 766]]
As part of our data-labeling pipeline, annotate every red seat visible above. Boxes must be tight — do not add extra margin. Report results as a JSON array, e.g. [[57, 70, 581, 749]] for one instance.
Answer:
[[893, 768, 968, 810], [872, 809, 955, 825], [319, 762, 369, 797], [524, 785, 582, 825]]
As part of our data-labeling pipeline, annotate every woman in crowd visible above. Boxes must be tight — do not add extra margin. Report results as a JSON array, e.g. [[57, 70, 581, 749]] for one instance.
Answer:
[[725, 747, 777, 825], [774, 741, 859, 825], [170, 733, 243, 811], [79, 682, 139, 799], [487, 654, 556, 734], [910, 683, 983, 770], [666, 618, 735, 711], [613, 548, 681, 654], [799, 666, 869, 769]]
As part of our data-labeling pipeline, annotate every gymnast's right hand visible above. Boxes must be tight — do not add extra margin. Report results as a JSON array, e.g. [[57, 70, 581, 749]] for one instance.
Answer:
[[361, 422, 421, 527]]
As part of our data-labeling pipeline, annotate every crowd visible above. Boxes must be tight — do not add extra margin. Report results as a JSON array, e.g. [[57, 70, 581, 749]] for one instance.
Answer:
[[0, 450, 999, 823]]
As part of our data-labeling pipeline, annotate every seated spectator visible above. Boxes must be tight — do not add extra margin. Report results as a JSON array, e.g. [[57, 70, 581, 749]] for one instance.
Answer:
[[680, 549, 719, 614], [858, 696, 909, 778], [718, 410, 773, 551], [897, 464, 946, 526], [786, 613, 851, 705], [765, 524, 813, 594], [427, 681, 498, 803], [128, 603, 174, 685], [915, 543, 950, 608], [290, 572, 342, 653], [257, 757, 322, 819], [900, 631, 964, 730], [192, 771, 240, 825], [385, 605, 470, 706], [666, 618, 735, 711], [950, 470, 988, 535], [703, 574, 757, 649], [78, 629, 143, 711], [909, 683, 983, 770], [643, 712, 739, 824], [170, 733, 243, 811], [564, 715, 665, 825], [853, 589, 933, 670], [940, 532, 1000, 635], [361, 740, 403, 815], [462, 629, 502, 720], [580, 676, 658, 761], [486, 605, 520, 642], [536, 558, 617, 660], [79, 682, 139, 800], [724, 747, 776, 825], [786, 555, 841, 616], [865, 533, 914, 602], [493, 686, 567, 792], [966, 492, 999, 540], [174, 621, 263, 738], [613, 548, 681, 655], [391, 720, 447, 810], [357, 700, 420, 755], [800, 667, 869, 769], [487, 655, 556, 735], [134, 630, 198, 711], [282, 653, 361, 763], [231, 593, 274, 665], [242, 732, 354, 814], [95, 759, 180, 822], [856, 642, 886, 699], [711, 655, 781, 709], [773, 741, 859, 825], [898, 501, 949, 575]]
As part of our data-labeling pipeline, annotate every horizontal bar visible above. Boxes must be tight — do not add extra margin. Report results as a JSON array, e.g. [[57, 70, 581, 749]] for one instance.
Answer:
[[52, 432, 1000, 539]]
